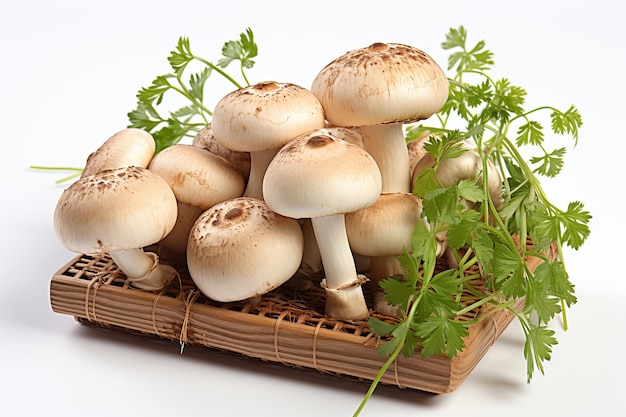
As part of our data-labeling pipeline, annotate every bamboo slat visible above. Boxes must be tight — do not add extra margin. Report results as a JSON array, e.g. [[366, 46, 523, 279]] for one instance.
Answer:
[[48, 251, 531, 394]]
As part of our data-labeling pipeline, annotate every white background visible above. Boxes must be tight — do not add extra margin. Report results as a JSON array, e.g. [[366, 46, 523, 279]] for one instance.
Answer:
[[1, 1, 624, 416]]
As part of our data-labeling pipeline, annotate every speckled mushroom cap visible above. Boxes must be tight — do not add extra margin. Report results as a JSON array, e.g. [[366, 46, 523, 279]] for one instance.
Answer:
[[81, 128, 156, 177], [311, 43, 449, 127], [187, 197, 304, 302], [263, 131, 382, 219], [211, 81, 325, 152], [192, 124, 251, 180], [53, 166, 178, 254], [345, 192, 424, 256], [148, 144, 245, 210]]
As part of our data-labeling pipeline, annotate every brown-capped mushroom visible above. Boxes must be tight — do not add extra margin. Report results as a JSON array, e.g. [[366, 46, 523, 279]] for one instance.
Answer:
[[81, 128, 156, 177], [192, 124, 251, 181], [263, 130, 382, 320], [186, 197, 304, 302], [148, 144, 245, 258], [211, 81, 325, 199], [311, 43, 449, 194], [53, 166, 179, 291]]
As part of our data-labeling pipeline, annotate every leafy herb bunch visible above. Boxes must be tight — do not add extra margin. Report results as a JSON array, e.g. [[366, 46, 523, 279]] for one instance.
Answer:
[[358, 26, 590, 412], [127, 28, 258, 153]]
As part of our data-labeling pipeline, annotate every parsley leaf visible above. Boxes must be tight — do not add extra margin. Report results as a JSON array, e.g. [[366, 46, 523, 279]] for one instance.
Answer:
[[127, 29, 258, 153]]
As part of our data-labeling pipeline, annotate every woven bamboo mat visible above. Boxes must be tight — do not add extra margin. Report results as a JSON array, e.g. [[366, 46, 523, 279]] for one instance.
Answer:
[[49, 251, 524, 394]]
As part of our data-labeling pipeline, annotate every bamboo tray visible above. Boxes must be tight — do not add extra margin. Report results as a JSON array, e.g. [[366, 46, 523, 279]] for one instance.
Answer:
[[49, 252, 527, 394]]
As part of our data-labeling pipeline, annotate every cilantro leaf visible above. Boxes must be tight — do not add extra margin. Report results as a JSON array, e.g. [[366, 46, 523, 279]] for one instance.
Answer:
[[126, 29, 257, 153], [416, 316, 468, 358], [524, 324, 558, 381]]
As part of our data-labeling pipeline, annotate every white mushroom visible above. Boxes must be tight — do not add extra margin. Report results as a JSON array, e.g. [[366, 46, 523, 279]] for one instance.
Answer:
[[192, 124, 251, 181], [81, 128, 156, 177], [311, 43, 449, 194], [345, 193, 425, 315], [148, 144, 245, 257], [263, 131, 382, 320], [412, 141, 504, 211], [186, 197, 304, 302], [53, 166, 179, 291], [211, 81, 325, 199]]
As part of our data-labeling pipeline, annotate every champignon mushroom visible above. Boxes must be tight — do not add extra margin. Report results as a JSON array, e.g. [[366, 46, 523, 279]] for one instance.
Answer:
[[412, 141, 504, 268], [211, 81, 325, 199], [412, 141, 504, 211], [311, 42, 449, 193], [408, 130, 432, 175], [192, 124, 251, 181], [263, 131, 382, 320], [53, 166, 179, 291], [186, 197, 304, 302], [345, 193, 425, 315], [148, 144, 245, 258], [81, 128, 156, 177]]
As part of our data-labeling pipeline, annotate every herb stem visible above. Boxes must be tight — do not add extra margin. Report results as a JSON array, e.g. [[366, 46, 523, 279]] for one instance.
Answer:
[[192, 55, 243, 89]]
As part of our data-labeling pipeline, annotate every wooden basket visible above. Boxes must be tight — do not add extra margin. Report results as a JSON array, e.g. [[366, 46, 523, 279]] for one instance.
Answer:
[[48, 249, 533, 395]]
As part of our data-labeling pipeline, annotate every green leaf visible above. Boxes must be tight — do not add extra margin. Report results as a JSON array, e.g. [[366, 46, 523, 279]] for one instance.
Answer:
[[416, 316, 468, 358], [530, 147, 566, 177], [379, 276, 416, 313], [524, 324, 557, 381], [516, 121, 545, 147], [218, 27, 258, 69], [551, 105, 583, 143], [457, 179, 484, 203], [534, 201, 591, 250], [524, 278, 562, 324], [367, 316, 398, 338], [188, 67, 211, 102], [561, 201, 592, 249], [168, 37, 194, 74], [492, 241, 526, 297]]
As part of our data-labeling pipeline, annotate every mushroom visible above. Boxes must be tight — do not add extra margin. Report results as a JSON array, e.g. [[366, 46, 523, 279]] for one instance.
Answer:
[[345, 192, 425, 315], [408, 130, 432, 175], [263, 131, 382, 320], [81, 128, 156, 177], [412, 141, 504, 268], [296, 125, 365, 277], [211, 81, 325, 199], [148, 144, 245, 258], [53, 166, 179, 291], [186, 197, 304, 303], [412, 141, 504, 211], [192, 124, 251, 181], [311, 42, 449, 194]]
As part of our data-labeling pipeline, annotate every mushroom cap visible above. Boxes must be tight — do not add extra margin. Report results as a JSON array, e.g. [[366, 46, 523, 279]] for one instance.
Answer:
[[412, 145, 504, 210], [311, 43, 449, 127], [192, 124, 251, 180], [187, 197, 304, 302], [263, 131, 382, 219], [81, 128, 156, 177], [211, 81, 325, 152], [54, 166, 178, 254], [148, 144, 245, 210], [345, 192, 423, 256]]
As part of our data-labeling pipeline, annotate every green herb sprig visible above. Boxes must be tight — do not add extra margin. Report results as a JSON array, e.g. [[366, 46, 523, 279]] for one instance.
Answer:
[[354, 26, 589, 415], [30, 29, 257, 182], [127, 28, 257, 153]]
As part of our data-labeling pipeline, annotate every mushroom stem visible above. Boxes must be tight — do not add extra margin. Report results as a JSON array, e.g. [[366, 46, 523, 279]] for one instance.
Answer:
[[244, 149, 279, 199], [109, 248, 178, 291], [370, 255, 405, 316], [360, 123, 410, 194], [300, 218, 322, 276], [310, 214, 369, 320]]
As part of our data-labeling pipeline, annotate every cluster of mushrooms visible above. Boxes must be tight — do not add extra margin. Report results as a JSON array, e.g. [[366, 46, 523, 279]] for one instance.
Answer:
[[53, 42, 503, 321]]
